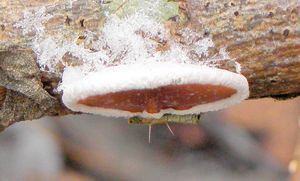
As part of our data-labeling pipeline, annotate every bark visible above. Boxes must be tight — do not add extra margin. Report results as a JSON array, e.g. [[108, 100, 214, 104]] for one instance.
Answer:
[[0, 0, 300, 131]]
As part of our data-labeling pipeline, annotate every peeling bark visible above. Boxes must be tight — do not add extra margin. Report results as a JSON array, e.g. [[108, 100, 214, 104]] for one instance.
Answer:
[[0, 50, 70, 131], [0, 0, 299, 130]]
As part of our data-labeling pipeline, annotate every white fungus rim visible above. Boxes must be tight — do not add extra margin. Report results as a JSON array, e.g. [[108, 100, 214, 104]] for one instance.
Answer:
[[61, 62, 249, 118]]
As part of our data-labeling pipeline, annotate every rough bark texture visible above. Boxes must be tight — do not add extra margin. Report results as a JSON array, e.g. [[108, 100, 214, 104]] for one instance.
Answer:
[[0, 50, 69, 131], [0, 0, 300, 131]]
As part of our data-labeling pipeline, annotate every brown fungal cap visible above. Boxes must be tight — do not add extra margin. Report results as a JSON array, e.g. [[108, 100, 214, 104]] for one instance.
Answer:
[[78, 84, 236, 114]]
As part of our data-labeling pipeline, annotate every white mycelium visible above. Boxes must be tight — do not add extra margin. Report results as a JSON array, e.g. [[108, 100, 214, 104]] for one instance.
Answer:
[[15, 1, 249, 118], [61, 62, 249, 118]]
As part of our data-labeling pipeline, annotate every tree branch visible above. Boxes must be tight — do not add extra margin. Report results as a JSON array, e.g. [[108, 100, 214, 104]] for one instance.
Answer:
[[0, 0, 299, 130]]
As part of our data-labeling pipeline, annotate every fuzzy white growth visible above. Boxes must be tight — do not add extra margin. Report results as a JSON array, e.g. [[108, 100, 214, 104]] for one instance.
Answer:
[[29, 8, 241, 74], [61, 62, 249, 118], [14, 7, 53, 35], [32, 38, 67, 72]]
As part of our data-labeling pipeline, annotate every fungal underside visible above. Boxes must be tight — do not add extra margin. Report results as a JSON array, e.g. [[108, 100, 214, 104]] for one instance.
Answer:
[[61, 62, 249, 119]]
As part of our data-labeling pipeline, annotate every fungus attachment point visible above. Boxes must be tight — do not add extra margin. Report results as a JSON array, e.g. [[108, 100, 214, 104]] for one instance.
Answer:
[[61, 62, 249, 118]]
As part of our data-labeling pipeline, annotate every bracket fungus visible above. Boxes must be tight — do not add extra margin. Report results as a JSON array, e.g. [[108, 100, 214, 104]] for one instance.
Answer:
[[61, 61, 249, 118]]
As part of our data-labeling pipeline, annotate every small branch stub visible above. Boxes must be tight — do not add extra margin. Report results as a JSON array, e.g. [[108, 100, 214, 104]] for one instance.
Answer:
[[128, 114, 201, 125]]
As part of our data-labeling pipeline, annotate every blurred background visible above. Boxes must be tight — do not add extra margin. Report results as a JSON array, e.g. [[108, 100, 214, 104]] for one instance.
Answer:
[[0, 97, 299, 181]]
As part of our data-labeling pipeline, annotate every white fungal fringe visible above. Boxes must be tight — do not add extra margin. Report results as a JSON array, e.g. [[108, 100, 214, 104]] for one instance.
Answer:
[[61, 62, 249, 118]]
